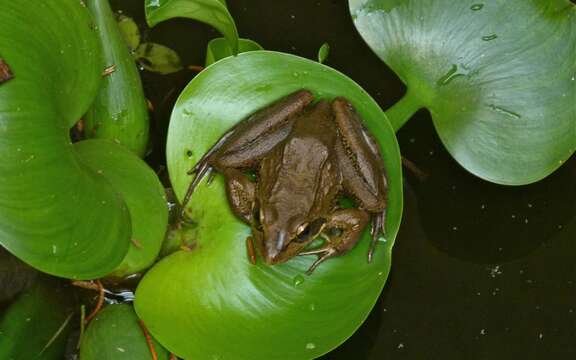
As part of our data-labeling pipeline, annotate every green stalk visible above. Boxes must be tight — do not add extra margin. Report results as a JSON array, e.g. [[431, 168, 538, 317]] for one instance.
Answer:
[[385, 89, 423, 132]]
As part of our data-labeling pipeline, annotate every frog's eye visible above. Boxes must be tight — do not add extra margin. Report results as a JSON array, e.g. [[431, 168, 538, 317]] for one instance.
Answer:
[[296, 223, 309, 236]]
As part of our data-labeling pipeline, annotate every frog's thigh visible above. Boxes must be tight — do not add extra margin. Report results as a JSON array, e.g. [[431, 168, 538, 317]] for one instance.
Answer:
[[325, 208, 370, 254], [222, 168, 256, 224], [332, 98, 386, 212]]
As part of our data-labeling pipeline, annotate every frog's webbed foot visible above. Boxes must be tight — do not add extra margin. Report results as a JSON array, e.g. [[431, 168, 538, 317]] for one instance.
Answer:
[[302, 248, 338, 275], [368, 210, 386, 263]]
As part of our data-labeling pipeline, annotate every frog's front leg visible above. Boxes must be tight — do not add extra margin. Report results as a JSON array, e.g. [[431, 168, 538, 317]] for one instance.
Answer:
[[300, 209, 369, 274], [180, 90, 314, 215], [332, 98, 388, 262]]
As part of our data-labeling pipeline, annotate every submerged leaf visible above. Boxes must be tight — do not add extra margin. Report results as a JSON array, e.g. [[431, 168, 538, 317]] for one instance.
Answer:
[[0, 279, 75, 360], [117, 14, 141, 51], [135, 42, 183, 74], [351, 0, 576, 185]]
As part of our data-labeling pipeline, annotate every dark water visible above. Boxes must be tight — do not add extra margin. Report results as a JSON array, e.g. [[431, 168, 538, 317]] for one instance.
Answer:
[[112, 0, 576, 358]]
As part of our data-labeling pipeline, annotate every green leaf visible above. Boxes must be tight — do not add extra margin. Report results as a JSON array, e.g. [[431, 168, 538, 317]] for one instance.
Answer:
[[350, 0, 576, 185], [135, 42, 183, 74], [145, 0, 239, 54], [75, 140, 168, 278], [135, 51, 403, 359], [205, 37, 263, 66], [0, 0, 131, 278], [117, 14, 141, 51], [0, 249, 37, 303], [85, 0, 150, 157], [317, 42, 330, 64], [80, 304, 169, 360], [0, 279, 75, 360]]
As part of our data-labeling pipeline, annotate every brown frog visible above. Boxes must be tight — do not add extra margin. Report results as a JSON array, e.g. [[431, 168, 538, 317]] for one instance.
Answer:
[[183, 90, 388, 273]]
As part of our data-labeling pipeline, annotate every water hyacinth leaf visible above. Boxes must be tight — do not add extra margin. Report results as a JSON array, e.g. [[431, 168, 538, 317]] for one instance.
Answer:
[[135, 42, 183, 74], [117, 14, 141, 51], [0, 279, 75, 360], [205, 37, 263, 66], [350, 0, 576, 185], [136, 51, 403, 359], [75, 140, 168, 278], [85, 0, 150, 157], [317, 42, 330, 64], [145, 0, 239, 54], [0, 0, 137, 278], [80, 304, 169, 360]]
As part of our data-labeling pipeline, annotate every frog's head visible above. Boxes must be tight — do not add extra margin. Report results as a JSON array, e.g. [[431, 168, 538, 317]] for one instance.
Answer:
[[256, 206, 326, 265]]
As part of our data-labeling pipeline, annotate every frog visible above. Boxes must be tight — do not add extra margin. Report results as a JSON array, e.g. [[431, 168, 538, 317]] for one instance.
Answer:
[[182, 89, 388, 274]]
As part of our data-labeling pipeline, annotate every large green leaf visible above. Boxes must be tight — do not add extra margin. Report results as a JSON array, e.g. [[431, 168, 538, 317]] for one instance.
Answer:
[[350, 0, 576, 185], [75, 140, 168, 277], [0, 0, 165, 279], [85, 0, 150, 157], [0, 279, 74, 359], [135, 51, 403, 359], [145, 0, 239, 54], [80, 304, 169, 360]]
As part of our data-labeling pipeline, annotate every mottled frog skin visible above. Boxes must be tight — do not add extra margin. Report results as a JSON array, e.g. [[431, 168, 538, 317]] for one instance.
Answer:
[[183, 90, 387, 273]]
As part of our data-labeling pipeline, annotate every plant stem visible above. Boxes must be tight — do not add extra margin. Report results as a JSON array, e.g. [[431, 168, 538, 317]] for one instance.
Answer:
[[385, 90, 423, 132]]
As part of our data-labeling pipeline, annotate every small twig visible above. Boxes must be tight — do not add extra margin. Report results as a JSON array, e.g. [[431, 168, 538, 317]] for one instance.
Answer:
[[84, 280, 104, 324], [401, 156, 429, 181], [40, 312, 74, 355], [138, 320, 159, 360], [147, 99, 155, 112], [71, 280, 100, 291], [77, 305, 86, 350], [131, 238, 143, 249], [102, 64, 117, 77], [188, 65, 204, 72]]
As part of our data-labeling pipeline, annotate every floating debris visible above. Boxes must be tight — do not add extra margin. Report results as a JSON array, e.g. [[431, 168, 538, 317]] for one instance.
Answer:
[[102, 64, 117, 77]]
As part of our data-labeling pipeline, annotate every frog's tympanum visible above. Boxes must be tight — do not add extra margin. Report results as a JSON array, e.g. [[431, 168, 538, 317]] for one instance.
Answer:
[[183, 90, 388, 273]]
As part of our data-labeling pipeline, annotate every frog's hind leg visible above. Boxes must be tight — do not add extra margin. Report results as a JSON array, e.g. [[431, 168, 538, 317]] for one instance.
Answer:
[[180, 90, 314, 218], [331, 98, 388, 263], [299, 209, 369, 274]]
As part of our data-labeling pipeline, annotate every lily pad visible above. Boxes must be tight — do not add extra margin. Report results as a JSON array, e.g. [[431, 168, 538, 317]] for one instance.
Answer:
[[145, 0, 239, 54], [135, 51, 403, 359], [350, 0, 576, 185], [80, 304, 169, 360]]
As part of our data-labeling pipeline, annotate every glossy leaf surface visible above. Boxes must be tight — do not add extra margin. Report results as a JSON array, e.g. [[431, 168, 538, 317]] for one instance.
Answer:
[[0, 0, 165, 279], [350, 0, 576, 185], [85, 0, 150, 157], [75, 140, 168, 277], [136, 51, 403, 359], [145, 0, 239, 54], [80, 304, 169, 360]]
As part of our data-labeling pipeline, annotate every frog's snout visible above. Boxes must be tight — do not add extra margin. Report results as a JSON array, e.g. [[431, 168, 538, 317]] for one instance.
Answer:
[[262, 230, 287, 265]]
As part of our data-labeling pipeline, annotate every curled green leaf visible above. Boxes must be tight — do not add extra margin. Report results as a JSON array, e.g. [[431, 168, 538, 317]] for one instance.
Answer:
[[135, 51, 403, 359], [117, 14, 141, 52], [205, 37, 263, 66], [85, 0, 150, 157], [145, 0, 239, 54], [350, 0, 576, 185]]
